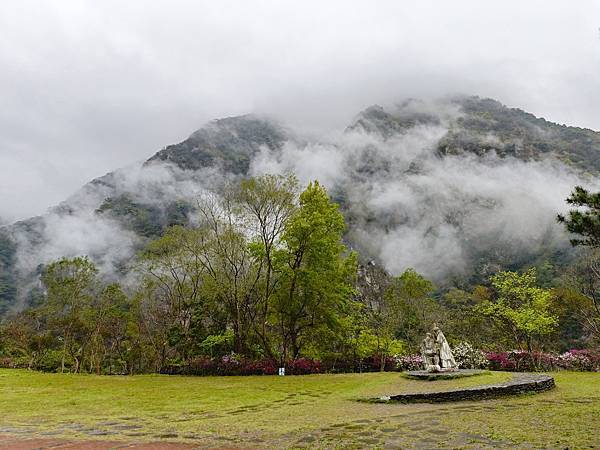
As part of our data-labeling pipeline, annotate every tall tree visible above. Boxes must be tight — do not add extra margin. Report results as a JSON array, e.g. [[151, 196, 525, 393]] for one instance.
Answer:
[[87, 283, 130, 374], [476, 269, 558, 353], [195, 194, 262, 356], [41, 256, 98, 373], [274, 181, 357, 363], [355, 262, 399, 370], [139, 225, 208, 361], [557, 186, 600, 346], [385, 268, 438, 350], [234, 174, 299, 357]]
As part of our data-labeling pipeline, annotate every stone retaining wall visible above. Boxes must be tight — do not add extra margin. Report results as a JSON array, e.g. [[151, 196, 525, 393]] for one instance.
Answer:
[[386, 373, 555, 403], [402, 369, 488, 380]]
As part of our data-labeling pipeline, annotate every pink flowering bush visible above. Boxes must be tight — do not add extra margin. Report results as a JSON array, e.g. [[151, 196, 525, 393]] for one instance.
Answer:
[[485, 349, 600, 372], [555, 349, 600, 371], [395, 354, 423, 371]]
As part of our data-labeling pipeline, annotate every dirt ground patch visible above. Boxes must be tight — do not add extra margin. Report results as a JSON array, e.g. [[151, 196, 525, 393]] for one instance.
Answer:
[[0, 435, 200, 450]]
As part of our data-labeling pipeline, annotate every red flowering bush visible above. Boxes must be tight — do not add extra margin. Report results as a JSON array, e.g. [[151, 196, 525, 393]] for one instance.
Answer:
[[287, 358, 321, 375], [485, 352, 517, 371], [166, 355, 318, 376]]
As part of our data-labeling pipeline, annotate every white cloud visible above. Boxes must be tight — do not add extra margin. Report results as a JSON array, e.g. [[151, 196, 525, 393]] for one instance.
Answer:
[[0, 1, 599, 220]]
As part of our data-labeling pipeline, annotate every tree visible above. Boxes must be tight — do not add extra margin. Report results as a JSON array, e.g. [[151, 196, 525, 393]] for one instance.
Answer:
[[440, 287, 490, 349], [0, 309, 54, 369], [273, 181, 357, 364], [476, 269, 558, 353], [234, 174, 299, 357], [139, 226, 208, 361], [195, 193, 262, 356], [560, 250, 600, 346], [557, 186, 600, 345], [557, 186, 600, 247], [355, 262, 399, 371], [0, 232, 17, 317], [385, 268, 438, 350], [87, 283, 130, 374], [41, 256, 98, 373]]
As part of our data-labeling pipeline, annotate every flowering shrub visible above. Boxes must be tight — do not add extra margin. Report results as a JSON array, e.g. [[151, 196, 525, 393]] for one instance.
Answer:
[[287, 358, 322, 375], [485, 349, 600, 372], [180, 355, 279, 376], [395, 354, 423, 371], [147, 348, 600, 377], [485, 352, 517, 371], [162, 355, 321, 376], [556, 349, 600, 371], [452, 342, 489, 369]]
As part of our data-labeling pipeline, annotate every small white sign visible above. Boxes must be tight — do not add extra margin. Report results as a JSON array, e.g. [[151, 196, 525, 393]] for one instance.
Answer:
[[278, 367, 285, 376]]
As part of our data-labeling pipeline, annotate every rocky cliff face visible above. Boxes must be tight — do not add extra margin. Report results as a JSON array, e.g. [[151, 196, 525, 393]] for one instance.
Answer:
[[1, 96, 598, 314]]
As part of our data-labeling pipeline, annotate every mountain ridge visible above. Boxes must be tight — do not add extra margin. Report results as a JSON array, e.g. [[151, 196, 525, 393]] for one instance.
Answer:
[[1, 95, 599, 315]]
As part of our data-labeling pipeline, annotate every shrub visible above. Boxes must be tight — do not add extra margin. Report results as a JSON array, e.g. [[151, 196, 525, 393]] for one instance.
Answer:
[[556, 349, 600, 371], [395, 354, 423, 371], [0, 357, 16, 368], [484, 349, 600, 372], [175, 355, 315, 376], [452, 342, 489, 369], [35, 350, 65, 372], [485, 352, 517, 371], [287, 358, 321, 375]]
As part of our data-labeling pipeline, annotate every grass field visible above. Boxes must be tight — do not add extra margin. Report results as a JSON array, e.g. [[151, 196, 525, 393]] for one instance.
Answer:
[[0, 369, 598, 448]]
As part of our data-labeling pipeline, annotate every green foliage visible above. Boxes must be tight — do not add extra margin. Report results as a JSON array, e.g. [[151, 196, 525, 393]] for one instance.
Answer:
[[2, 172, 594, 374], [131, 176, 359, 369], [97, 195, 163, 238], [557, 186, 600, 247], [198, 331, 234, 357], [147, 116, 287, 174], [558, 249, 600, 347], [274, 180, 357, 361], [476, 268, 558, 351], [0, 231, 17, 317], [385, 268, 439, 350]]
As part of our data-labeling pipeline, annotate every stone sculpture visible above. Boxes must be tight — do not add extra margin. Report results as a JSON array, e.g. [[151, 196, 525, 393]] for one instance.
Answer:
[[420, 332, 440, 372], [421, 325, 456, 372], [433, 325, 457, 369]]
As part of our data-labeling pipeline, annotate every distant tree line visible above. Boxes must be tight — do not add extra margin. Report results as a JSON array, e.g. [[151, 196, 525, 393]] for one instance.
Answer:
[[0, 177, 598, 374]]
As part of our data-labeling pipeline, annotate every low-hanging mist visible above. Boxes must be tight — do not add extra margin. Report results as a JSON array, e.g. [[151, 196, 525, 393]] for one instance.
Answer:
[[251, 124, 587, 280], [2, 96, 599, 312]]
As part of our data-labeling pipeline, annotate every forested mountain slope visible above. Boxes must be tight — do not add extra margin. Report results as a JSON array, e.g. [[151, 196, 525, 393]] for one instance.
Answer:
[[1, 96, 599, 314]]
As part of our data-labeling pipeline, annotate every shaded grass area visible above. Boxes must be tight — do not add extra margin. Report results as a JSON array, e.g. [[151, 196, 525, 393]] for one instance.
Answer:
[[0, 369, 598, 448]]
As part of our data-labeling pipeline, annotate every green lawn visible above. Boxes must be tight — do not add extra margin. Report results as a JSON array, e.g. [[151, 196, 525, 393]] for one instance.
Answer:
[[0, 369, 598, 448]]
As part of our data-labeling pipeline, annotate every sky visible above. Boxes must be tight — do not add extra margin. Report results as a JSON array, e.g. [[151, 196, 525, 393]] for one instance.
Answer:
[[1, 0, 599, 222]]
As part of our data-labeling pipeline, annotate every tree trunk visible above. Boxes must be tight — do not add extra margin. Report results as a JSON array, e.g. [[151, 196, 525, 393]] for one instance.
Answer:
[[61, 339, 67, 373]]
